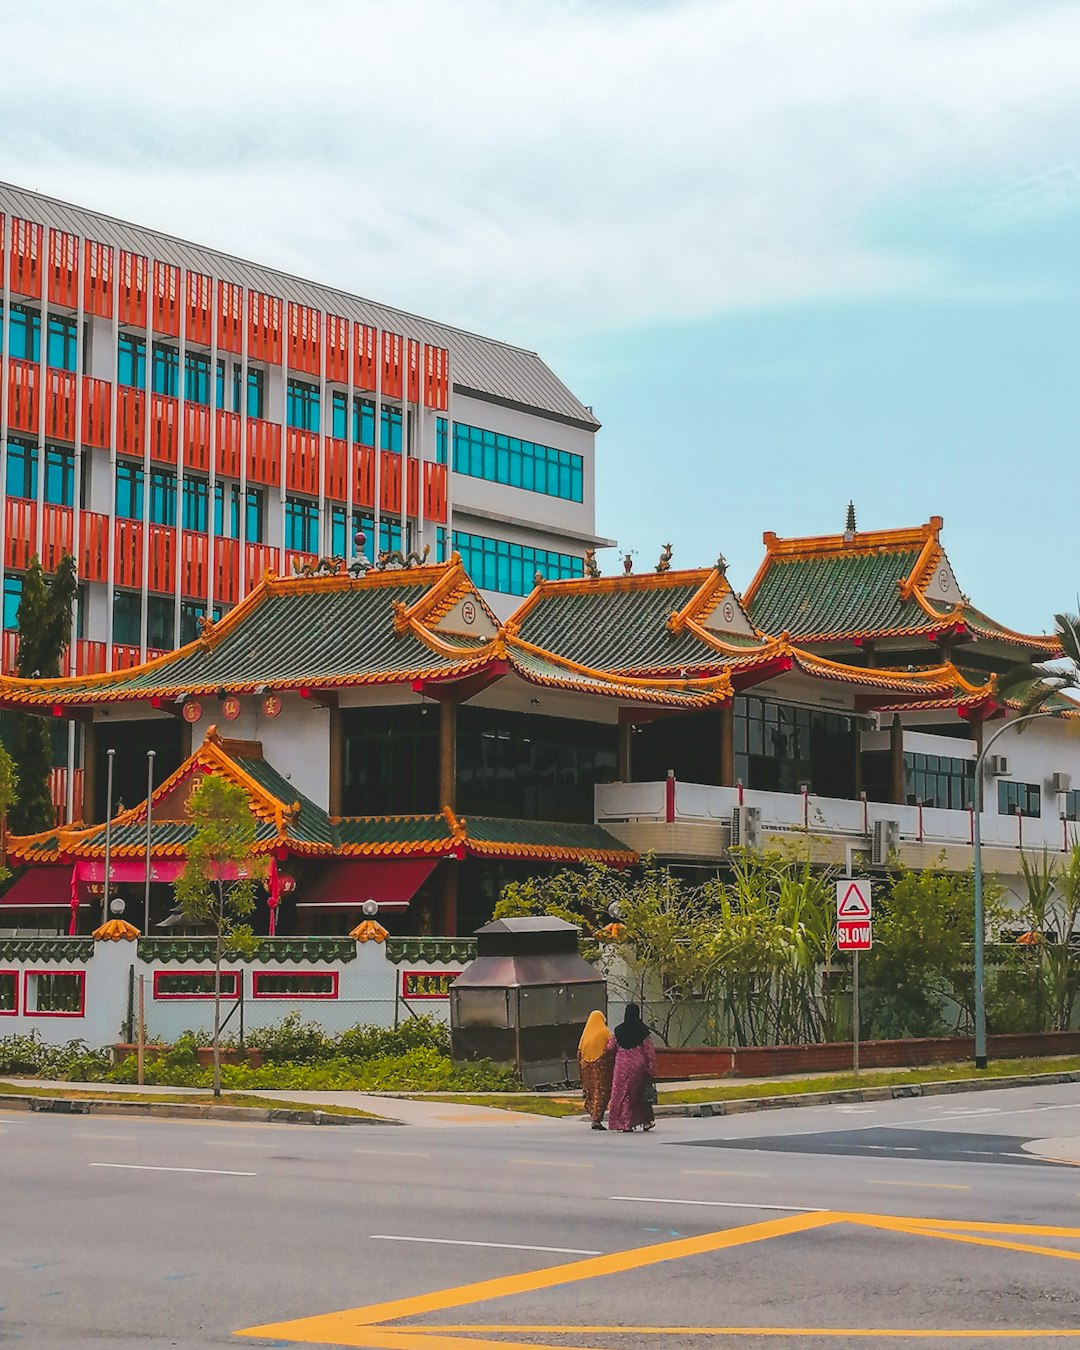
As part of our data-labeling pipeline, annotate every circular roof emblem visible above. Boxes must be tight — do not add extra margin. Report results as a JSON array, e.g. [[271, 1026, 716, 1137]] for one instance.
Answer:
[[461, 600, 477, 625], [222, 695, 242, 721], [937, 568, 950, 592], [182, 699, 202, 723], [722, 601, 735, 625], [262, 694, 282, 719]]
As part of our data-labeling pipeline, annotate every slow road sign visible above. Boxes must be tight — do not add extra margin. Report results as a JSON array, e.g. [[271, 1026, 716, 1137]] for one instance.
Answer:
[[837, 919, 872, 951]]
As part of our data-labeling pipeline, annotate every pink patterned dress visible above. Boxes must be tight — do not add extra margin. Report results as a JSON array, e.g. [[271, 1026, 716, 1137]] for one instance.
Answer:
[[606, 1034, 657, 1131]]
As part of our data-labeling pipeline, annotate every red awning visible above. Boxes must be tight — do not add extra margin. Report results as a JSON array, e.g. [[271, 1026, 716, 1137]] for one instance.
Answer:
[[295, 859, 438, 910], [0, 866, 74, 909]]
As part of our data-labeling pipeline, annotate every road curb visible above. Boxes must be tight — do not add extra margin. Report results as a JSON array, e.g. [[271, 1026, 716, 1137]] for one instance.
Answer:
[[0, 1094, 402, 1126], [654, 1068, 1080, 1119]]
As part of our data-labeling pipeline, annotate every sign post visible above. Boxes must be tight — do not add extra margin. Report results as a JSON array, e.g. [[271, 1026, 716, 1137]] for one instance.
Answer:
[[837, 879, 872, 1075]]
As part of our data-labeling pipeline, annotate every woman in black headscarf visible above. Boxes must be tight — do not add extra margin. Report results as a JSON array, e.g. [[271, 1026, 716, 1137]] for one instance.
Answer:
[[606, 1003, 657, 1132]]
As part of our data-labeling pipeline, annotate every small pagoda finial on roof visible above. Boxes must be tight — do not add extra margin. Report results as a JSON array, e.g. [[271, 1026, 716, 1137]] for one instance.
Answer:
[[656, 543, 673, 574], [715, 552, 727, 576], [584, 549, 600, 580], [843, 501, 857, 543]]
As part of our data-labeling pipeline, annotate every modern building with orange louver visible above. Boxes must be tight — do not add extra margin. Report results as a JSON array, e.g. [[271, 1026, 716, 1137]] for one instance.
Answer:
[[0, 511, 1073, 938]]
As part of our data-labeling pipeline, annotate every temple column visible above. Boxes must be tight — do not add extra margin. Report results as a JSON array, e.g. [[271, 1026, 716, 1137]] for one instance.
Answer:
[[719, 703, 735, 787], [439, 700, 457, 811], [890, 713, 906, 805]]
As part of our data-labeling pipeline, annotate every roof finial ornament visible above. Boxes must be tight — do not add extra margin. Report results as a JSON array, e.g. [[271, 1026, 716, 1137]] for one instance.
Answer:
[[622, 551, 635, 575], [715, 552, 727, 576], [843, 501, 857, 543], [583, 549, 600, 580], [656, 543, 673, 574]]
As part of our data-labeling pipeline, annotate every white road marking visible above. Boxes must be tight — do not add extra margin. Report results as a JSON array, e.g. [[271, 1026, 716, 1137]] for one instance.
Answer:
[[90, 1162, 255, 1176], [609, 1196, 824, 1213], [370, 1235, 602, 1255]]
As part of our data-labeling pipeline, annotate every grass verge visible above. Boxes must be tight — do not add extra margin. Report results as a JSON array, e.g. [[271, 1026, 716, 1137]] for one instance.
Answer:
[[0, 1080, 375, 1117], [657, 1055, 1080, 1104], [407, 1093, 583, 1117]]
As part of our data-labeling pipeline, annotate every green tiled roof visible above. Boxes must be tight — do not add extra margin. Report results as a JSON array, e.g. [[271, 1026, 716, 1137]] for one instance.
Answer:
[[747, 548, 925, 639], [137, 937, 357, 964], [462, 816, 633, 854], [237, 758, 335, 846], [334, 815, 452, 848], [506, 643, 715, 702]]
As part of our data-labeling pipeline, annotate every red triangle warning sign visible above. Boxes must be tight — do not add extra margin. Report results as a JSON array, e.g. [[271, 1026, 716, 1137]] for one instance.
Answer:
[[837, 881, 871, 918]]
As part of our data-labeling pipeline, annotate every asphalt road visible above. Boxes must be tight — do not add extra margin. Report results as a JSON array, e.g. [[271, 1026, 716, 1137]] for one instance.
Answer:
[[3, 1082, 1080, 1349]]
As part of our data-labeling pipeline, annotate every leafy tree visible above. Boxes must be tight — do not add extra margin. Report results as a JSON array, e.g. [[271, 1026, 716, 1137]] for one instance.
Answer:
[[0, 741, 18, 891], [7, 554, 77, 834], [1001, 847, 1080, 1034], [997, 613, 1080, 714], [174, 773, 264, 1096]]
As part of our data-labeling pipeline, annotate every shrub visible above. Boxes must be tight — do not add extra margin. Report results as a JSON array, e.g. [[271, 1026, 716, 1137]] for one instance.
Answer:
[[0, 1032, 109, 1080]]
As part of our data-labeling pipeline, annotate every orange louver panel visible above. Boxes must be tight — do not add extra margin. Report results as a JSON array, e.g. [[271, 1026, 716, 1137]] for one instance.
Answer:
[[214, 536, 240, 604], [150, 394, 179, 465], [379, 450, 402, 514], [151, 260, 181, 336], [183, 404, 211, 471], [217, 281, 244, 354], [75, 639, 108, 676], [354, 324, 378, 391], [406, 458, 418, 518], [287, 302, 321, 375], [185, 272, 213, 346], [325, 437, 349, 501], [0, 629, 18, 677], [248, 291, 283, 364], [83, 241, 114, 318], [215, 410, 242, 478], [7, 359, 39, 435], [246, 418, 282, 488], [147, 523, 176, 593], [381, 332, 403, 401], [79, 511, 110, 583], [112, 644, 143, 671], [5, 499, 36, 570], [118, 251, 148, 327], [113, 519, 144, 589], [81, 377, 112, 449], [325, 315, 350, 383], [284, 549, 317, 577], [285, 428, 319, 495], [44, 369, 78, 442], [41, 504, 74, 571], [354, 446, 376, 509], [9, 218, 43, 298], [406, 338, 421, 404], [117, 387, 145, 457], [47, 229, 79, 309], [424, 344, 449, 410], [244, 542, 278, 591], [180, 530, 209, 600], [424, 462, 448, 524]]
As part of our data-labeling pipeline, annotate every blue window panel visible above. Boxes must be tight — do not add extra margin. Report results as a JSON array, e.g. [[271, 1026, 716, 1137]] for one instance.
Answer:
[[185, 352, 211, 406], [435, 417, 448, 466], [287, 379, 320, 432], [451, 423, 584, 503], [381, 405, 401, 454], [149, 470, 177, 526], [244, 368, 265, 418], [44, 446, 75, 507], [451, 531, 583, 596], [116, 461, 143, 519], [118, 333, 146, 389], [6, 438, 37, 499], [146, 595, 174, 650], [331, 391, 349, 441], [179, 600, 224, 646], [112, 591, 141, 646], [285, 496, 320, 553], [213, 484, 264, 543], [47, 315, 78, 373], [329, 507, 404, 556], [182, 477, 210, 532], [0, 303, 41, 362], [152, 344, 179, 397], [3, 575, 23, 630]]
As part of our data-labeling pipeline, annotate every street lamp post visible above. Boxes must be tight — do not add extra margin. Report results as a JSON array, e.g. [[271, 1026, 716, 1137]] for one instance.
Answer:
[[972, 710, 1057, 1068], [143, 750, 156, 935], [102, 748, 116, 928]]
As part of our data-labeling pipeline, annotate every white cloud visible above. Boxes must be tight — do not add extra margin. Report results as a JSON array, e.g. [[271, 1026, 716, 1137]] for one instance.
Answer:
[[0, 0, 1078, 338]]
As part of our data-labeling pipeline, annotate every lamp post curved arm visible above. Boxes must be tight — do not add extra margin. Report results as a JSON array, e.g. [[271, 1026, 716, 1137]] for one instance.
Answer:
[[972, 710, 1058, 1068]]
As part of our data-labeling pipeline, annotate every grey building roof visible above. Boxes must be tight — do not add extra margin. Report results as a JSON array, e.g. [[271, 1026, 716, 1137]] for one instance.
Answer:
[[0, 181, 599, 431]]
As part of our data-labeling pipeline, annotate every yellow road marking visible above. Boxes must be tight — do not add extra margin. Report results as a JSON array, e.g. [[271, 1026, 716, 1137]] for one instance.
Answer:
[[868, 1180, 970, 1191]]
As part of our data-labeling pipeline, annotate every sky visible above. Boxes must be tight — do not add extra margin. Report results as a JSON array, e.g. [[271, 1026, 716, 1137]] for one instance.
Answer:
[[0, 0, 1076, 635]]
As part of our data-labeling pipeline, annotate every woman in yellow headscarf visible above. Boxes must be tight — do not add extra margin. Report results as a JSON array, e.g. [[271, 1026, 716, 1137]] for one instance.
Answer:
[[578, 1010, 615, 1130]]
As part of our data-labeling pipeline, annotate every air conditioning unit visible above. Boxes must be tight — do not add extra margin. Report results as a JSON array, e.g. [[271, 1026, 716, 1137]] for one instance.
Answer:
[[730, 806, 761, 851], [1052, 772, 1072, 794], [986, 755, 1009, 777], [872, 818, 899, 866]]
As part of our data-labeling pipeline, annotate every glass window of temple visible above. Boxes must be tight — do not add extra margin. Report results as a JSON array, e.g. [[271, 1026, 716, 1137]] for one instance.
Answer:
[[732, 696, 857, 798], [342, 705, 439, 815], [903, 752, 974, 809]]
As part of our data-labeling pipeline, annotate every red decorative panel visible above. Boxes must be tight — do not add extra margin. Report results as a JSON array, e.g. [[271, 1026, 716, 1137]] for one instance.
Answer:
[[248, 291, 283, 364], [213, 536, 240, 604], [44, 369, 78, 442], [354, 446, 376, 509], [113, 519, 144, 589], [9, 218, 43, 298], [117, 386, 145, 458], [147, 523, 176, 593], [77, 633, 106, 668], [381, 331, 403, 400], [244, 542, 277, 591], [81, 377, 112, 449], [75, 639, 108, 676], [287, 302, 321, 375], [185, 272, 213, 346], [5, 499, 36, 570], [47, 229, 79, 309], [216, 410, 242, 478], [7, 359, 39, 435], [83, 241, 114, 319], [112, 644, 142, 671], [152, 260, 181, 336], [325, 437, 349, 501], [181, 530, 208, 600], [41, 504, 74, 572], [285, 428, 319, 495], [150, 393, 179, 465], [406, 338, 421, 404], [354, 324, 378, 391], [79, 511, 110, 583], [183, 403, 211, 471], [118, 250, 148, 327], [285, 550, 317, 577], [424, 344, 449, 410], [217, 281, 244, 353], [424, 462, 448, 524], [325, 315, 350, 383], [380, 450, 402, 514], [246, 418, 282, 487]]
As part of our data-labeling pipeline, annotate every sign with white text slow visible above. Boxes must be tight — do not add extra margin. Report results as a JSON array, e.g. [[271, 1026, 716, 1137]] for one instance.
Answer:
[[837, 879, 872, 951]]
